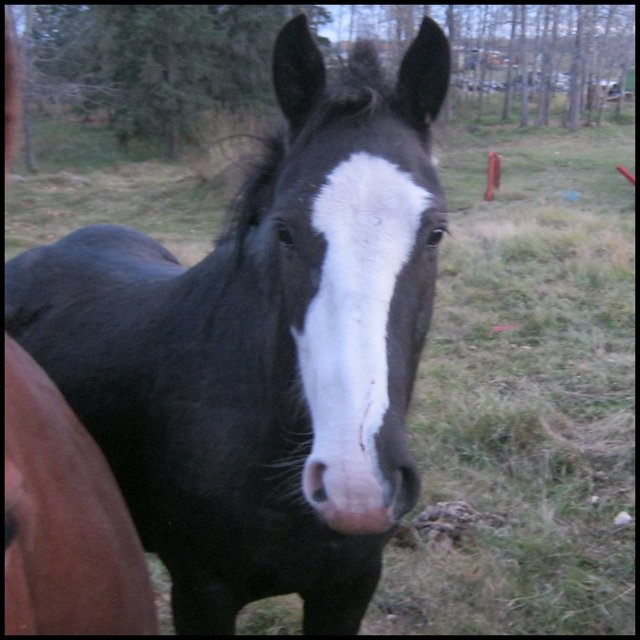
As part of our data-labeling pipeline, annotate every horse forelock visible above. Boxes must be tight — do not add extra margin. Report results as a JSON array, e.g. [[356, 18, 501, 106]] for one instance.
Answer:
[[224, 39, 405, 265], [312, 40, 391, 135], [346, 40, 386, 90]]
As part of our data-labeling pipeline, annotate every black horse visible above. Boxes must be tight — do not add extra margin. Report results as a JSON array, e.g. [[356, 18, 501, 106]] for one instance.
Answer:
[[5, 15, 450, 635]]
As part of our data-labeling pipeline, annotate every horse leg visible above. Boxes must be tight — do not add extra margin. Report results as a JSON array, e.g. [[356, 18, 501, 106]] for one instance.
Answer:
[[301, 561, 382, 635], [170, 574, 242, 635]]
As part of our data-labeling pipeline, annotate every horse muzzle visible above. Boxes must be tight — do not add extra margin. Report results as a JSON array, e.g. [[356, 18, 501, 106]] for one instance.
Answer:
[[303, 459, 420, 535]]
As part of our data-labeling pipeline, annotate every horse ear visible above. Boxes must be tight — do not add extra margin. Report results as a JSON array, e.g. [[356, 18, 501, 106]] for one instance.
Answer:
[[393, 16, 450, 129], [273, 14, 326, 133]]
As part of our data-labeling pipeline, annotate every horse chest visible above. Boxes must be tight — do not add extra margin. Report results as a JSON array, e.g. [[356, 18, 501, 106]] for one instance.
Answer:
[[214, 506, 388, 599]]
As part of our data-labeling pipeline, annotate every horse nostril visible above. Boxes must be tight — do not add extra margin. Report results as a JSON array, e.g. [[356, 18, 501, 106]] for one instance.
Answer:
[[306, 461, 329, 503], [390, 465, 421, 519], [313, 487, 328, 502]]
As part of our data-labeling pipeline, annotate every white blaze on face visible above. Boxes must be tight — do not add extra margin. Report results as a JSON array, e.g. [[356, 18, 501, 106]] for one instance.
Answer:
[[294, 152, 433, 522]]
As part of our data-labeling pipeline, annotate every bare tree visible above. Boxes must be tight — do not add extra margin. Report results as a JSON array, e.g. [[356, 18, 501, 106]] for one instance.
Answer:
[[594, 5, 616, 125], [7, 5, 118, 172], [474, 6, 490, 122], [442, 4, 456, 123], [519, 5, 529, 128], [501, 5, 518, 121], [547, 5, 561, 124], [613, 5, 635, 119], [9, 5, 39, 173], [583, 4, 599, 126], [564, 5, 583, 131], [535, 5, 550, 126], [9, 4, 636, 143]]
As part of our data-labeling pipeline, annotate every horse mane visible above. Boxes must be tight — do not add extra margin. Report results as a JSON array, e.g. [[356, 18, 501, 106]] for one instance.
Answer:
[[224, 39, 392, 259], [222, 133, 286, 253]]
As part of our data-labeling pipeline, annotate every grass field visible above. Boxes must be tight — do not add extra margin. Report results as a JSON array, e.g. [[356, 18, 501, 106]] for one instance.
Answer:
[[5, 113, 635, 635]]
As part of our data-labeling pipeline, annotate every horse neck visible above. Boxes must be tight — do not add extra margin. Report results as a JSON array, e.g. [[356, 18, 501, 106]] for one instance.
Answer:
[[170, 238, 302, 419]]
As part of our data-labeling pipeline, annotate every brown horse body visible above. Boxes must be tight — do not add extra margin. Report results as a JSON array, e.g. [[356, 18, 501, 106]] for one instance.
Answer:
[[4, 335, 158, 634]]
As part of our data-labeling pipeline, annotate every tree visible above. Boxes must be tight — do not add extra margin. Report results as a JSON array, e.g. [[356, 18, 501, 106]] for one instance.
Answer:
[[564, 5, 583, 131], [7, 3, 636, 158], [518, 4, 529, 128], [96, 5, 292, 159], [98, 6, 218, 159], [583, 4, 599, 127], [8, 4, 115, 172], [8, 5, 38, 173], [535, 4, 552, 126], [501, 5, 518, 122], [610, 5, 635, 120], [443, 4, 456, 123]]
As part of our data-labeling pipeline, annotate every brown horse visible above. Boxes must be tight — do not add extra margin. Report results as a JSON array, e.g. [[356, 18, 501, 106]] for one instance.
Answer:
[[4, 336, 158, 634], [4, 16, 157, 635]]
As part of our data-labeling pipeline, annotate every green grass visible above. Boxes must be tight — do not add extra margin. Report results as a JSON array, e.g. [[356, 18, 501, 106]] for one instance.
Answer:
[[5, 113, 635, 635], [397, 118, 635, 635], [10, 117, 165, 173]]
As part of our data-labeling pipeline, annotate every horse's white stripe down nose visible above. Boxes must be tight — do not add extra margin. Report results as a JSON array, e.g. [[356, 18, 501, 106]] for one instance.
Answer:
[[293, 152, 433, 534]]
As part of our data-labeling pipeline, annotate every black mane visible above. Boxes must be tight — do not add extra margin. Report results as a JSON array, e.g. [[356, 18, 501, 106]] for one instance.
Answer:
[[223, 133, 286, 251]]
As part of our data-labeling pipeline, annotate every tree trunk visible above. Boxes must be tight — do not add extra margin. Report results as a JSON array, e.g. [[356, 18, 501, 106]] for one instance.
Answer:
[[501, 5, 518, 121], [535, 5, 551, 126], [475, 6, 489, 122], [519, 5, 529, 128], [547, 5, 561, 125], [564, 6, 583, 131], [443, 4, 456, 123], [19, 5, 39, 173], [583, 5, 598, 127], [166, 37, 180, 160]]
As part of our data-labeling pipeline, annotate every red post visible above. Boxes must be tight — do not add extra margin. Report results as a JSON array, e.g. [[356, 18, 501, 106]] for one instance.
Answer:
[[484, 152, 501, 201], [616, 164, 636, 186]]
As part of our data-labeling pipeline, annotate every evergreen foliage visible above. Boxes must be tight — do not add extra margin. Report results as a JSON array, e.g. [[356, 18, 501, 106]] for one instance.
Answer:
[[20, 5, 330, 158]]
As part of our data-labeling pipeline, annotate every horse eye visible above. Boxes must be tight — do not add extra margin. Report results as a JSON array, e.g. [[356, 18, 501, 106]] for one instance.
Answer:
[[427, 227, 446, 247], [276, 222, 294, 247]]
